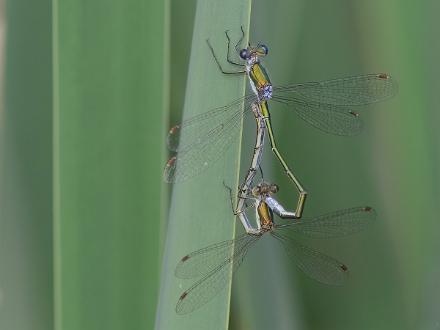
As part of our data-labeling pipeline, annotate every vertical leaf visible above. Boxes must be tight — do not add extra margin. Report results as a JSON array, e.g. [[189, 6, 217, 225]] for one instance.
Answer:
[[230, 1, 306, 329], [155, 1, 251, 329]]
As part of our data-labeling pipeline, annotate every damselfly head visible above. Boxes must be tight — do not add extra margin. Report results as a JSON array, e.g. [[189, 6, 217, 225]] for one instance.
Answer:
[[252, 181, 278, 197], [269, 183, 279, 194], [239, 44, 269, 60]]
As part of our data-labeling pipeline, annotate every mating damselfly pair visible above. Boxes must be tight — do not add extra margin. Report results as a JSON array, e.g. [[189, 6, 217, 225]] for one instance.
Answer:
[[164, 27, 397, 314]]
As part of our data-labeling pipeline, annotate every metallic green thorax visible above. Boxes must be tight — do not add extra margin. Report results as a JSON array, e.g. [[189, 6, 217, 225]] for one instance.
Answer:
[[249, 63, 272, 92]]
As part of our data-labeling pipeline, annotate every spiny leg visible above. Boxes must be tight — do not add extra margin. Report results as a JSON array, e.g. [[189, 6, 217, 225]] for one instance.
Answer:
[[206, 38, 246, 75], [223, 181, 236, 214], [224, 184, 259, 234], [223, 181, 256, 216], [234, 26, 246, 53], [224, 28, 246, 66]]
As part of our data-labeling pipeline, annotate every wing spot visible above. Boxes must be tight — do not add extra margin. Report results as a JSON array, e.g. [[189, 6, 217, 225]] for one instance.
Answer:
[[349, 111, 359, 117], [169, 125, 180, 134], [378, 73, 390, 79], [180, 291, 188, 300], [166, 156, 177, 166]]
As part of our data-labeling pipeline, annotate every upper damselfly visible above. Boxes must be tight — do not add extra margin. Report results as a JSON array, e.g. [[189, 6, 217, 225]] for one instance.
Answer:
[[165, 28, 397, 218]]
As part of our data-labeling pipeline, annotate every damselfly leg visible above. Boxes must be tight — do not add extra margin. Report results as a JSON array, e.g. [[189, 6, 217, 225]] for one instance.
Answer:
[[206, 30, 246, 74], [225, 26, 246, 66]]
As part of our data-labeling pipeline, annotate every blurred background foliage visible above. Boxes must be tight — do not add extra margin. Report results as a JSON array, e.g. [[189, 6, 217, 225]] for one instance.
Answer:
[[0, 0, 53, 329], [0, 0, 439, 329], [1, 0, 168, 329]]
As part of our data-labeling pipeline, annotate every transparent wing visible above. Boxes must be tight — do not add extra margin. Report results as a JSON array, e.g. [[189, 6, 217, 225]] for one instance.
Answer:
[[273, 73, 398, 106], [164, 96, 256, 183], [271, 73, 397, 135], [272, 98, 363, 136], [272, 231, 348, 285], [175, 235, 259, 315], [175, 233, 257, 279], [167, 95, 252, 152], [276, 206, 376, 238]]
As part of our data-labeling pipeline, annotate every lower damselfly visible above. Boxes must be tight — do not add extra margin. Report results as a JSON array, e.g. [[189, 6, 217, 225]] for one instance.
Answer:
[[174, 181, 376, 314]]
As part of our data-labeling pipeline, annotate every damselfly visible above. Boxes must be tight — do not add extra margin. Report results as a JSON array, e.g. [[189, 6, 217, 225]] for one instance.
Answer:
[[174, 181, 376, 314], [165, 28, 397, 218]]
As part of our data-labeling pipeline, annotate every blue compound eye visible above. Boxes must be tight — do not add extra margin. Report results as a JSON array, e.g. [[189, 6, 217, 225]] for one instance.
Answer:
[[239, 49, 249, 59], [260, 44, 268, 55]]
